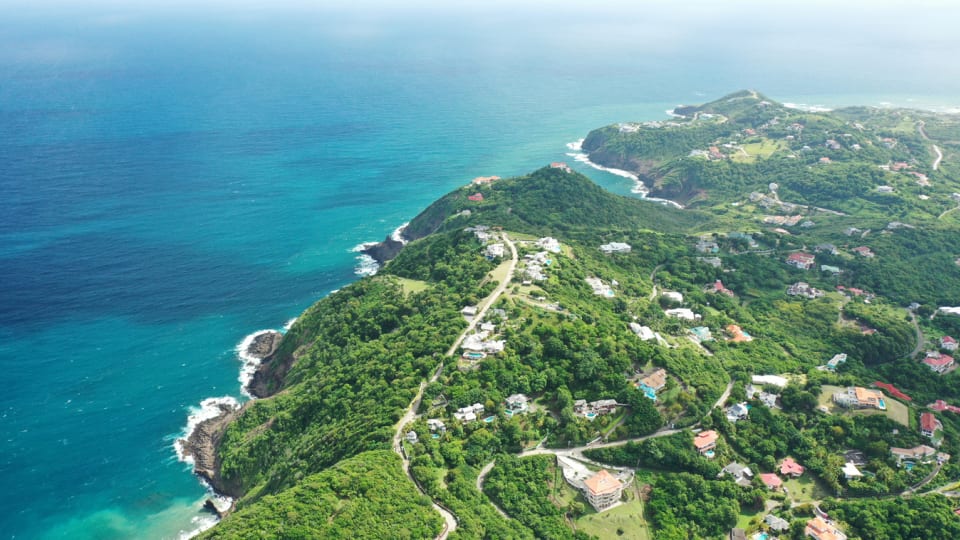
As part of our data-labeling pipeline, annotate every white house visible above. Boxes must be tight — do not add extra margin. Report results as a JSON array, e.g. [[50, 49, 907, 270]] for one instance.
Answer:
[[600, 242, 631, 254]]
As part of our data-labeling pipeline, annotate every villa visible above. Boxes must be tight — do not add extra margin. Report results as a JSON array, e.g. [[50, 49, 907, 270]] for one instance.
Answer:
[[690, 326, 714, 342], [842, 462, 863, 480], [694, 430, 719, 455], [726, 324, 752, 343], [786, 252, 816, 270], [780, 457, 804, 477], [575, 399, 618, 418], [472, 175, 500, 185], [536, 236, 562, 253], [600, 242, 632, 254], [759, 473, 783, 491], [923, 352, 955, 374], [582, 469, 624, 512], [890, 445, 937, 465], [639, 368, 667, 392], [708, 280, 735, 296], [921, 412, 943, 439], [833, 386, 886, 410], [851, 246, 875, 258], [806, 516, 848, 540], [764, 515, 790, 533], [505, 394, 529, 414], [426, 419, 446, 433], [586, 277, 615, 297], [629, 322, 656, 341], [726, 402, 749, 423], [665, 308, 700, 321], [467, 192, 484, 202], [549, 162, 572, 173], [453, 403, 485, 422], [484, 243, 505, 258], [787, 281, 823, 298], [719, 462, 754, 487], [661, 291, 684, 303], [930, 400, 960, 414], [824, 354, 847, 371]]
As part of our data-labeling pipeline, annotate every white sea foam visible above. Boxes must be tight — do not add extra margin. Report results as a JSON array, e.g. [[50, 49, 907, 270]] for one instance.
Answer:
[[282, 318, 297, 332], [174, 396, 241, 464], [391, 222, 409, 245], [236, 329, 278, 397], [665, 107, 685, 118], [783, 102, 833, 113], [179, 514, 219, 539], [564, 140, 685, 209], [350, 241, 379, 253], [354, 253, 380, 277]]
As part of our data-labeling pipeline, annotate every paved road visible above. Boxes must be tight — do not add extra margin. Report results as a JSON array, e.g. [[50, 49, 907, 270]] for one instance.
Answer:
[[393, 233, 518, 539], [476, 460, 511, 519], [918, 121, 944, 171], [445, 234, 519, 357], [904, 309, 924, 358]]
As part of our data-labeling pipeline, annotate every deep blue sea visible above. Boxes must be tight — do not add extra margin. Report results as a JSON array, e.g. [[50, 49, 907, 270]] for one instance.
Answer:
[[2, 1, 959, 538]]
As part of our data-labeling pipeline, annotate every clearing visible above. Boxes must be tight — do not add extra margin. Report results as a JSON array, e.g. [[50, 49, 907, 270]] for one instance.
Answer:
[[575, 481, 651, 540]]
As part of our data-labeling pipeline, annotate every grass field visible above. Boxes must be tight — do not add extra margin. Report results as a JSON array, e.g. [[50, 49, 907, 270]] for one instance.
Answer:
[[394, 277, 430, 296], [730, 139, 786, 163], [783, 474, 829, 504], [735, 506, 762, 531], [576, 484, 651, 540]]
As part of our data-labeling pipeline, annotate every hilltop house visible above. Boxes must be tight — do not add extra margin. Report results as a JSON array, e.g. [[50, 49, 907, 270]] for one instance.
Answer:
[[694, 430, 719, 455], [786, 252, 816, 270], [890, 445, 937, 465], [582, 469, 623, 512], [941, 336, 958, 351], [833, 387, 886, 410], [550, 162, 572, 173], [923, 352, 955, 374], [921, 412, 943, 439]]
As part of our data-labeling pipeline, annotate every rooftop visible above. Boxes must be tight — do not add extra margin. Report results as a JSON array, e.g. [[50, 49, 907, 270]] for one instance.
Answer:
[[583, 469, 622, 496]]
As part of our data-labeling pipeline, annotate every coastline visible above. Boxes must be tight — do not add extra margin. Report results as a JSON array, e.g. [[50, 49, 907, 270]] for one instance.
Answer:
[[565, 139, 684, 209]]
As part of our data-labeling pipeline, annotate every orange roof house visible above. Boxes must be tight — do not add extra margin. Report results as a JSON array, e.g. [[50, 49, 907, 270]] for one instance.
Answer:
[[759, 473, 783, 490], [583, 469, 623, 511], [694, 430, 719, 454]]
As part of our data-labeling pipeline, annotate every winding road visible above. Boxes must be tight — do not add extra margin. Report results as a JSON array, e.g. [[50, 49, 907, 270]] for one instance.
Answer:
[[918, 121, 944, 171], [393, 233, 519, 539]]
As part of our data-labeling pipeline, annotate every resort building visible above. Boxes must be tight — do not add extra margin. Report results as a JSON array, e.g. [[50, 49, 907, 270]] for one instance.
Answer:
[[833, 387, 886, 410], [694, 430, 719, 455], [582, 469, 624, 512]]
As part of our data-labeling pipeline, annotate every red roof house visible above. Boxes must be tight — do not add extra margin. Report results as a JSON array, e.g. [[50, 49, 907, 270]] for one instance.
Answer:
[[930, 400, 960, 414], [467, 193, 484, 202], [780, 457, 805, 478], [941, 336, 958, 351], [921, 412, 942, 438], [923, 352, 955, 374], [786, 252, 816, 270], [759, 473, 783, 490]]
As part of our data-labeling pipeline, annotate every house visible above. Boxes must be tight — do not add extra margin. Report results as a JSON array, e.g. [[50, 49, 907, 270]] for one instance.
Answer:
[[505, 394, 529, 413], [930, 399, 960, 414], [427, 419, 446, 432], [876, 185, 895, 193], [582, 469, 623, 512], [719, 462, 754, 487], [586, 277, 614, 297], [780, 457, 805, 477], [726, 402, 749, 423], [833, 387, 886, 410], [708, 280, 735, 296], [405, 431, 418, 443], [760, 473, 783, 491], [467, 192, 484, 202], [764, 514, 790, 533], [550, 162, 572, 173], [629, 323, 656, 341], [787, 281, 823, 298], [698, 256, 723, 268], [923, 352, 955, 374], [640, 369, 668, 392], [890, 445, 937, 465], [453, 403, 485, 422], [726, 324, 753, 342], [821, 264, 842, 275], [806, 516, 848, 540], [661, 291, 684, 303], [815, 243, 838, 255], [694, 430, 719, 454], [461, 305, 478, 317], [842, 462, 863, 480], [757, 391, 779, 409], [591, 399, 618, 414], [942, 336, 958, 352], [472, 175, 500, 185], [484, 243, 505, 258], [600, 242, 632, 254], [786, 252, 816, 270], [536, 237, 562, 253], [851, 246, 875, 258], [696, 239, 720, 253], [690, 326, 714, 342], [730, 529, 747, 540], [665, 308, 700, 320], [921, 412, 943, 439]]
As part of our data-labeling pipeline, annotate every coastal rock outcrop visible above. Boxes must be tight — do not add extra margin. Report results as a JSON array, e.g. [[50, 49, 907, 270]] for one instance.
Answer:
[[181, 402, 245, 499], [246, 330, 282, 360]]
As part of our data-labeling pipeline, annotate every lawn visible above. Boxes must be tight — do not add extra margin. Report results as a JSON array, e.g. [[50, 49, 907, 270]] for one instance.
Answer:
[[735, 505, 762, 532], [576, 483, 651, 540], [487, 259, 513, 288], [730, 139, 786, 163], [394, 277, 430, 296], [783, 474, 829, 505]]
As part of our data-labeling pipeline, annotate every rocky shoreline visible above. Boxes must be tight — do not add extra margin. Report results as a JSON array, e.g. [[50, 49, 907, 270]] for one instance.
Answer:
[[180, 400, 244, 501], [245, 330, 283, 360], [361, 235, 406, 265]]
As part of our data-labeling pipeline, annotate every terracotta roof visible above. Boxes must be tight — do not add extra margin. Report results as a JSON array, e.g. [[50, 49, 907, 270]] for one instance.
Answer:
[[806, 517, 845, 540], [694, 430, 719, 450], [942, 336, 957, 344], [780, 457, 804, 476], [924, 353, 954, 368], [854, 387, 883, 407], [759, 473, 782, 489], [921, 412, 941, 433], [872, 381, 911, 401], [583, 469, 622, 496], [641, 369, 667, 390]]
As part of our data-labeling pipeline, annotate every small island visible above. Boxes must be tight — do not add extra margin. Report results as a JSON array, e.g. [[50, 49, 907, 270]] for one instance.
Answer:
[[192, 92, 960, 540]]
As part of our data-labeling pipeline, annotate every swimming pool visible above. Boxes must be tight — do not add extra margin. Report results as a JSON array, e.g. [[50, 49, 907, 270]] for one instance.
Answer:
[[585, 412, 598, 420]]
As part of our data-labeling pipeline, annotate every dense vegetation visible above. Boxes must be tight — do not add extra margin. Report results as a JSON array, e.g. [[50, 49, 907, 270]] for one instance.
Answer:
[[202, 93, 960, 539], [202, 451, 442, 539]]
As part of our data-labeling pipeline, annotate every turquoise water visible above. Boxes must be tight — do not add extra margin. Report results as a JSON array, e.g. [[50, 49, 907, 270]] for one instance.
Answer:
[[2, 1, 960, 538]]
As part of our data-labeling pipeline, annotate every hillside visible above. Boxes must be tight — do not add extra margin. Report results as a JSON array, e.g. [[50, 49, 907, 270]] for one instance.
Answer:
[[198, 93, 960, 540]]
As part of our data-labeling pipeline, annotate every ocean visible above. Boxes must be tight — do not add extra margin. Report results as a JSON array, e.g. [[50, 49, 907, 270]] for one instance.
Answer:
[[2, 1, 959, 537]]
